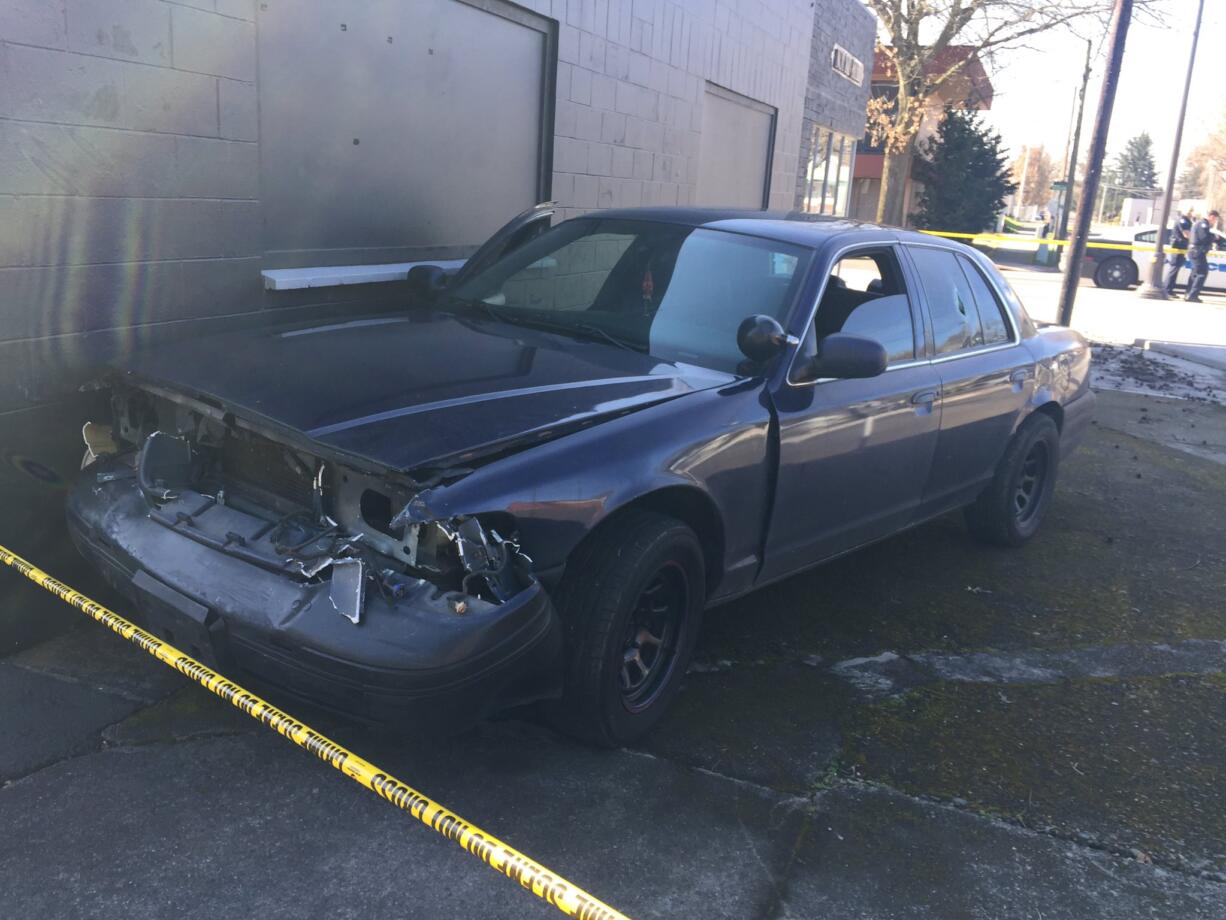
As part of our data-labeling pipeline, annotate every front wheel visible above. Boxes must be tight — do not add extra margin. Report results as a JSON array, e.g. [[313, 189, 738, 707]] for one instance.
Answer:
[[550, 511, 705, 747], [1094, 256, 1137, 289], [965, 413, 1060, 547]]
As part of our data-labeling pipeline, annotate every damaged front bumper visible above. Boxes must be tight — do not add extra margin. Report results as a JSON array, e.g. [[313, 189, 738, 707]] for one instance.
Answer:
[[66, 457, 563, 731]]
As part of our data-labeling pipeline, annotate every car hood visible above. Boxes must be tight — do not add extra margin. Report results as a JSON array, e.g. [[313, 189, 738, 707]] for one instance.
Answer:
[[120, 310, 734, 474]]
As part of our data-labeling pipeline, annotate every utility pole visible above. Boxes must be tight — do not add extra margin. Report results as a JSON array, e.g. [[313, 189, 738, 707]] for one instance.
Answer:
[[1059, 0, 1133, 327], [1056, 39, 1093, 259], [1016, 145, 1031, 216], [1138, 0, 1206, 299]]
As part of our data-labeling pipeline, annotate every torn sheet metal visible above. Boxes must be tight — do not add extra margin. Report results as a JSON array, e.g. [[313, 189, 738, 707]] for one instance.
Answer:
[[81, 422, 119, 466], [137, 431, 194, 503], [330, 557, 366, 624]]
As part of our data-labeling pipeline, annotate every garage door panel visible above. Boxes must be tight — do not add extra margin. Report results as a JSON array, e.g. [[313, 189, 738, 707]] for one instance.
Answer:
[[258, 0, 551, 260], [695, 84, 775, 209]]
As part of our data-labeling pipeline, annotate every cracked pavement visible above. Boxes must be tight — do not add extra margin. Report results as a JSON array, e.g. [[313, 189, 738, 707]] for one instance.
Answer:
[[2, 399, 1226, 917]]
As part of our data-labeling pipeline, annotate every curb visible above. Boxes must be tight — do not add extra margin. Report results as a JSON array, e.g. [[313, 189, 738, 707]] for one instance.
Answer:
[[1134, 339, 1226, 373]]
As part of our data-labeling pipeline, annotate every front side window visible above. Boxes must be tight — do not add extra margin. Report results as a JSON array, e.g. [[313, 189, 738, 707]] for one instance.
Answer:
[[811, 248, 916, 365], [907, 246, 983, 355], [447, 219, 813, 373]]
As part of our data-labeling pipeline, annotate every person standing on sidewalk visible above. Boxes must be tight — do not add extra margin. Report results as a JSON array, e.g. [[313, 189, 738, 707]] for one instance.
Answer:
[[1185, 210, 1222, 302], [1163, 210, 1193, 296]]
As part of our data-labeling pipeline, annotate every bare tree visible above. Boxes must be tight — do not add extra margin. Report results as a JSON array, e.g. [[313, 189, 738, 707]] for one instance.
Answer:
[[1011, 144, 1057, 209], [863, 1, 1151, 226], [1179, 110, 1226, 203]]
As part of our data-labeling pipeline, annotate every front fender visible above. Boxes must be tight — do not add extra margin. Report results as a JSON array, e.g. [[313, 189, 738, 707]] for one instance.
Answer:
[[396, 384, 773, 587]]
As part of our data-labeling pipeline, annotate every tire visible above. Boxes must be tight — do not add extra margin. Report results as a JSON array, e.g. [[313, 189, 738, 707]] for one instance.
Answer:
[[549, 510, 705, 747], [965, 413, 1060, 547], [1094, 256, 1137, 289]]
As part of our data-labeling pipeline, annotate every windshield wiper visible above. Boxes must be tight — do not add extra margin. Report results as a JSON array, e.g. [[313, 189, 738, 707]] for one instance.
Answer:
[[573, 323, 644, 353]]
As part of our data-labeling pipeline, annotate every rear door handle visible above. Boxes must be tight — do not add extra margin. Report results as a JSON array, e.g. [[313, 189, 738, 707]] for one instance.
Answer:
[[911, 389, 940, 406], [1010, 368, 1034, 384]]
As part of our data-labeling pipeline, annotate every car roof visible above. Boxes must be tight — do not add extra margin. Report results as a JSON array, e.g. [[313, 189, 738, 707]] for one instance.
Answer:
[[1092, 224, 1158, 240], [589, 207, 941, 249]]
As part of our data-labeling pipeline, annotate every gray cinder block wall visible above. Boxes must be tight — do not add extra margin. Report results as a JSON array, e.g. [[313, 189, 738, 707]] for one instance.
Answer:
[[539, 0, 815, 219], [0, 0, 278, 649]]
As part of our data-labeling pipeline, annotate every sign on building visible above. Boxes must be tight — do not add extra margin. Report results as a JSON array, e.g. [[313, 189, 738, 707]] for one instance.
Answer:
[[831, 45, 864, 86]]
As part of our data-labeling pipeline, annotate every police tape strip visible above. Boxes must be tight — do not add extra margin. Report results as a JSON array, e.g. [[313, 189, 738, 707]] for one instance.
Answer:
[[921, 225, 1157, 250], [0, 544, 629, 920]]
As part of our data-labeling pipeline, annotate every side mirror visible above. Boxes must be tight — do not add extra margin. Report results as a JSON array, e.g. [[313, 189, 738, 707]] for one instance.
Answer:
[[406, 264, 449, 301], [794, 333, 887, 382], [737, 314, 791, 363]]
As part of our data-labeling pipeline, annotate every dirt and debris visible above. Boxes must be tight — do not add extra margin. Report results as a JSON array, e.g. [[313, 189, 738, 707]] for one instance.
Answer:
[[1091, 343, 1226, 405], [1090, 343, 1226, 465]]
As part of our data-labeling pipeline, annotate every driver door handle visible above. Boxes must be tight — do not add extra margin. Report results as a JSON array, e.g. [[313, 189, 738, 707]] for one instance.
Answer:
[[911, 389, 940, 406]]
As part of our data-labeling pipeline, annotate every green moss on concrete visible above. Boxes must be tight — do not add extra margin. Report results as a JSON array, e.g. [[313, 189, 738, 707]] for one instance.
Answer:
[[642, 662, 850, 794], [842, 675, 1226, 873], [103, 686, 253, 746]]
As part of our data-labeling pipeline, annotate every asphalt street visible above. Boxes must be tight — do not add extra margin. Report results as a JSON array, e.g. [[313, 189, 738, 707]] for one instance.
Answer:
[[1002, 262, 1226, 348]]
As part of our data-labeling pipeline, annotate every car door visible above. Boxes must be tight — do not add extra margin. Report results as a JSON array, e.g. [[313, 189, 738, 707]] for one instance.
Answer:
[[1175, 231, 1226, 291], [904, 245, 1034, 514], [1132, 229, 1156, 283], [759, 244, 943, 583]]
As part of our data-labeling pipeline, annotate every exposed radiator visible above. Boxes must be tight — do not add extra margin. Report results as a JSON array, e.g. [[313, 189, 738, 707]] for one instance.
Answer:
[[221, 432, 315, 510]]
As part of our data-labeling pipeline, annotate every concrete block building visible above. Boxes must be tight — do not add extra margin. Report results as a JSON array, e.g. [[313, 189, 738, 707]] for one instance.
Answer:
[[0, 0, 873, 628]]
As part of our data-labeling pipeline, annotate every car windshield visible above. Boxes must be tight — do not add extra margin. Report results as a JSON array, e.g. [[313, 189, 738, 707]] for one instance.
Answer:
[[446, 218, 812, 373]]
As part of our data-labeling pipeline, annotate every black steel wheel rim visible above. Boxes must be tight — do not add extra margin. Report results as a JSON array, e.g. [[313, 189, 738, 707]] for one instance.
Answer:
[[1014, 440, 1050, 524], [619, 561, 686, 712]]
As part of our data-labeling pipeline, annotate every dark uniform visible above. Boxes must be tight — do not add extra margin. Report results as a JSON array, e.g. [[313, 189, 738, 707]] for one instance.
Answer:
[[1185, 215, 1218, 302], [1163, 214, 1192, 296]]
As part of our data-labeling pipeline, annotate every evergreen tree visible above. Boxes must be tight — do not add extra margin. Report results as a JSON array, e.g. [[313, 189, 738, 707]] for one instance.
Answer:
[[912, 106, 1015, 233], [1113, 132, 1159, 192]]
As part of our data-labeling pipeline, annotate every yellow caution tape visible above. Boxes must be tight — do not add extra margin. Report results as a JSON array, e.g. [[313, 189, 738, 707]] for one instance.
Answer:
[[917, 229, 1175, 253], [0, 544, 629, 920]]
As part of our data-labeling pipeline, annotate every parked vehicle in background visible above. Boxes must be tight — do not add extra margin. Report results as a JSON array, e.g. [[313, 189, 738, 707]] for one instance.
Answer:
[[67, 207, 1094, 747], [1083, 224, 1226, 291]]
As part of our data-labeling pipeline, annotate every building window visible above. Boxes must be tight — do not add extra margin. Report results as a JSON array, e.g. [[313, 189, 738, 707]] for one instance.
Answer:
[[802, 125, 856, 216]]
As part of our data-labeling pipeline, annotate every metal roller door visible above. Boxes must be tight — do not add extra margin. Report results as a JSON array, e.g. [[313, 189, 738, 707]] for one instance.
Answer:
[[694, 83, 776, 209], [258, 0, 555, 265]]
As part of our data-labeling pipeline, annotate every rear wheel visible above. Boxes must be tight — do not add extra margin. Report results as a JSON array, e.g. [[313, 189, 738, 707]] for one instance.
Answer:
[[965, 414, 1060, 547], [550, 510, 704, 747], [1094, 256, 1137, 289]]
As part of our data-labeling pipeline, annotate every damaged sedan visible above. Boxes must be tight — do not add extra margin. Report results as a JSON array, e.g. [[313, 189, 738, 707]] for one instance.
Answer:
[[69, 207, 1094, 745]]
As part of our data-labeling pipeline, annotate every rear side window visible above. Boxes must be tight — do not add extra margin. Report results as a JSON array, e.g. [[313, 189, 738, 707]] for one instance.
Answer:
[[956, 256, 1013, 345], [907, 246, 982, 354]]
